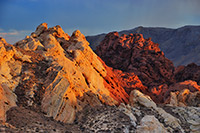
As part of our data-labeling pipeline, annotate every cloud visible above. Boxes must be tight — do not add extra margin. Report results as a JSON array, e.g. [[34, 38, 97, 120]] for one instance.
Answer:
[[0, 29, 32, 44], [0, 29, 32, 36], [0, 31, 18, 36]]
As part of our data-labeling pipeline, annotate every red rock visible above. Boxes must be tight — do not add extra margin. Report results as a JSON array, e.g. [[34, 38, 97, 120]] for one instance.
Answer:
[[96, 32, 175, 89]]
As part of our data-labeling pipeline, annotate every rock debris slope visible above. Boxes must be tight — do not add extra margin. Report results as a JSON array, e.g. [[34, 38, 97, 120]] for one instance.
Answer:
[[0, 23, 199, 132]]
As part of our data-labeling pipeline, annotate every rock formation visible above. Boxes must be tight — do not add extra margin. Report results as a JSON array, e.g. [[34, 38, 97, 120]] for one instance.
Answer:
[[2, 23, 132, 124], [0, 23, 200, 132], [96, 32, 175, 88]]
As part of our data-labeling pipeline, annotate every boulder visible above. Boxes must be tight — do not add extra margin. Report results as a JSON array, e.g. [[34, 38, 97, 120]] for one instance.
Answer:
[[136, 115, 167, 133], [129, 89, 157, 109]]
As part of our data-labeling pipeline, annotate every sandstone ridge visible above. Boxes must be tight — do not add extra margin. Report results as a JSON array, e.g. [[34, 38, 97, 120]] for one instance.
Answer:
[[0, 23, 131, 124]]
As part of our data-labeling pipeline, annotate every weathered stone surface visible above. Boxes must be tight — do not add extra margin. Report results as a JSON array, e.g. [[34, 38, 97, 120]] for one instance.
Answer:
[[168, 89, 200, 107], [162, 106, 200, 133], [0, 85, 17, 122], [0, 38, 20, 122], [164, 80, 200, 106], [32, 23, 48, 37], [156, 107, 184, 132], [129, 89, 157, 109], [129, 90, 184, 132], [76, 105, 136, 132], [112, 69, 147, 94], [175, 107, 200, 133], [15, 36, 44, 51], [175, 63, 200, 85], [119, 103, 137, 127], [136, 115, 168, 133]]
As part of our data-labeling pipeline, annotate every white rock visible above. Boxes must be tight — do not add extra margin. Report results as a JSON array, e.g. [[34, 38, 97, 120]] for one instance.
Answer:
[[129, 89, 157, 109], [136, 115, 168, 133]]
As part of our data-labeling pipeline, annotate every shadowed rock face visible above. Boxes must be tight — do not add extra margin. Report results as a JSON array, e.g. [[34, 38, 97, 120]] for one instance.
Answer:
[[96, 32, 175, 88], [175, 63, 200, 85]]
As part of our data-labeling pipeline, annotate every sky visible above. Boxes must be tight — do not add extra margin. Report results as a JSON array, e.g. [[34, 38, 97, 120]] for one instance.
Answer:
[[0, 0, 200, 44]]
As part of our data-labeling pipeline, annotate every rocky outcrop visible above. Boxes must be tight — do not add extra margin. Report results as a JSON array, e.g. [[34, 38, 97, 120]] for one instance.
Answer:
[[76, 105, 136, 132], [96, 32, 175, 89], [164, 80, 200, 107], [0, 85, 16, 122], [129, 90, 187, 133], [17, 23, 131, 123], [95, 31, 200, 105], [168, 89, 200, 107], [146, 80, 200, 104], [74, 89, 199, 132], [0, 23, 132, 124], [0, 38, 21, 122], [136, 115, 167, 133]]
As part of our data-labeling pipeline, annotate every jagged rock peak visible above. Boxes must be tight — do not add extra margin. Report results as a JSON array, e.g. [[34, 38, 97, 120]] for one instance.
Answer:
[[67, 30, 89, 51], [30, 23, 70, 41], [71, 30, 85, 39], [32, 23, 48, 37], [0, 37, 7, 44]]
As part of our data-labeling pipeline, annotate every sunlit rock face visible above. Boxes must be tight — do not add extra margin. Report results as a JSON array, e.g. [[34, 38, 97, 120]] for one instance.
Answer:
[[0, 38, 24, 122], [0, 23, 133, 123]]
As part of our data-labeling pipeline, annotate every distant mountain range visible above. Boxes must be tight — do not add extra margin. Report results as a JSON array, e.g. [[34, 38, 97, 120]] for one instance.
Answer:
[[86, 25, 200, 66]]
